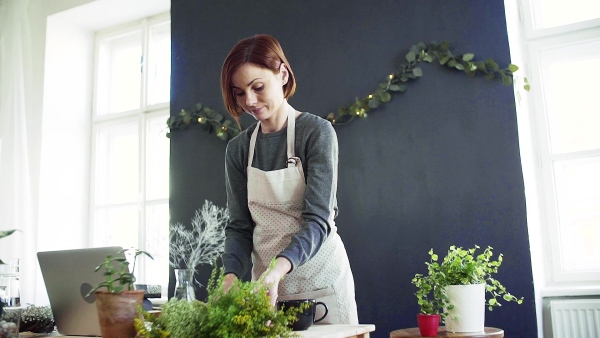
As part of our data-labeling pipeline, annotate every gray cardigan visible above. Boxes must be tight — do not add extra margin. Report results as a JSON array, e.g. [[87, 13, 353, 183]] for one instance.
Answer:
[[222, 112, 339, 278]]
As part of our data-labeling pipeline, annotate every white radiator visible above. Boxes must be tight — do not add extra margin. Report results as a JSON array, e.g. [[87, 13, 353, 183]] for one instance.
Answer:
[[550, 299, 600, 338]]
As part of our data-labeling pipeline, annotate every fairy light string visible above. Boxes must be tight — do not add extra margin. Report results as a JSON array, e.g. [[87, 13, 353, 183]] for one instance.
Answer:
[[166, 41, 529, 140]]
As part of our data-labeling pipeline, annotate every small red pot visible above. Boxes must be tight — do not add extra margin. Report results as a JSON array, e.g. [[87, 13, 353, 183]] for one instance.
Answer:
[[417, 313, 440, 337]]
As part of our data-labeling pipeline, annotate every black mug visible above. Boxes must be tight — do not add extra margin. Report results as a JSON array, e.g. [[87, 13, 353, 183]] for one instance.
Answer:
[[276, 299, 328, 331]]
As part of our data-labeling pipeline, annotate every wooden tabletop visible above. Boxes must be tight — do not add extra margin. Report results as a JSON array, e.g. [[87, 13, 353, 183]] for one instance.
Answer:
[[22, 324, 375, 338], [390, 326, 504, 338], [301, 324, 375, 337]]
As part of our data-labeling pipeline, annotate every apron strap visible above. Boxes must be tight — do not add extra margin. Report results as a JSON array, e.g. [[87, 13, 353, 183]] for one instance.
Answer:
[[248, 105, 297, 169]]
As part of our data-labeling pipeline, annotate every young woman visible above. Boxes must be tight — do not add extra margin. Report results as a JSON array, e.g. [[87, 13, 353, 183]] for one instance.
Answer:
[[220, 34, 358, 324]]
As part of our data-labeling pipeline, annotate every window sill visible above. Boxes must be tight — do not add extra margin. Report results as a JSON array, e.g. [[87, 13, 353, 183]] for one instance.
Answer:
[[540, 285, 600, 298]]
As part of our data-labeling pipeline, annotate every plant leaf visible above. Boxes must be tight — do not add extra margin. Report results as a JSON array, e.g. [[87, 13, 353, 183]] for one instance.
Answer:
[[462, 53, 475, 61]]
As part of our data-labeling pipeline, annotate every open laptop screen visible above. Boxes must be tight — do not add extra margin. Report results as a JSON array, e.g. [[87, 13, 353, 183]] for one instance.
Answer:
[[37, 246, 124, 336]]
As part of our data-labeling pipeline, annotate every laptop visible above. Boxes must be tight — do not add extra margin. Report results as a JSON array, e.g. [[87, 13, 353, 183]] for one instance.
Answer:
[[37, 246, 124, 336]]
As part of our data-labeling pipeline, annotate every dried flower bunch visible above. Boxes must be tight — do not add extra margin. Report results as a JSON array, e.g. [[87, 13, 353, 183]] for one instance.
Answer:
[[169, 200, 229, 272]]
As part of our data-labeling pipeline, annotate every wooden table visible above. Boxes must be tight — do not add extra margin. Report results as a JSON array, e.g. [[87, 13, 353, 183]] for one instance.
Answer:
[[22, 324, 375, 338], [390, 326, 503, 338], [302, 324, 375, 337]]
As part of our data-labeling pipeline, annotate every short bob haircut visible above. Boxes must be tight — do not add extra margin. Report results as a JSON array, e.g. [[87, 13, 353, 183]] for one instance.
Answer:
[[220, 34, 296, 125]]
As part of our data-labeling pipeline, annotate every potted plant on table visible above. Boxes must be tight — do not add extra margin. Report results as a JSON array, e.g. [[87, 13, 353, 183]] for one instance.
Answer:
[[87, 248, 153, 338], [412, 245, 523, 333], [411, 250, 449, 337]]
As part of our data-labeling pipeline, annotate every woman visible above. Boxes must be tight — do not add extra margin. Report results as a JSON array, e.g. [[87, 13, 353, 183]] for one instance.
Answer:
[[220, 34, 358, 324]]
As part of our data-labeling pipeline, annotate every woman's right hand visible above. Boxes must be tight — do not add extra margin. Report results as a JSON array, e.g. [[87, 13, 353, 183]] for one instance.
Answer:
[[222, 273, 238, 293]]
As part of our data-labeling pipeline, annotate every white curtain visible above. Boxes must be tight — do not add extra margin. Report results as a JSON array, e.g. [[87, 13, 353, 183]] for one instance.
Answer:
[[0, 0, 38, 305]]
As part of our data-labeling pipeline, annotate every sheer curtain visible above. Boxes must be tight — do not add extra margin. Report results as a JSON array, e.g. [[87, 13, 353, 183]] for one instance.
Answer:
[[0, 0, 38, 305]]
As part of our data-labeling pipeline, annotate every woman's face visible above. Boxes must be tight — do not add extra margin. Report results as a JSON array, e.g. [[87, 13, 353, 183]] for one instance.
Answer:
[[231, 62, 288, 123]]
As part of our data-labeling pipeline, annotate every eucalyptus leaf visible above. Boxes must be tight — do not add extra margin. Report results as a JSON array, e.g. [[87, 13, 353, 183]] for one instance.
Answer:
[[413, 67, 423, 77], [423, 54, 433, 63], [183, 116, 191, 125], [508, 64, 519, 72], [379, 91, 392, 103], [368, 98, 380, 108], [501, 74, 513, 86], [462, 53, 475, 61], [485, 58, 499, 71], [406, 51, 416, 62]]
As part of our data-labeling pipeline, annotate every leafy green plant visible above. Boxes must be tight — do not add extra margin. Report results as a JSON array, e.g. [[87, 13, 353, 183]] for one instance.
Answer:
[[0, 229, 18, 264], [412, 257, 451, 317], [412, 245, 523, 314], [135, 264, 306, 338], [87, 248, 153, 295]]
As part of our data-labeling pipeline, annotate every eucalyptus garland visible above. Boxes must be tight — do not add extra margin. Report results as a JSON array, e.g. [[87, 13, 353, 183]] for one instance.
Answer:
[[166, 41, 529, 140]]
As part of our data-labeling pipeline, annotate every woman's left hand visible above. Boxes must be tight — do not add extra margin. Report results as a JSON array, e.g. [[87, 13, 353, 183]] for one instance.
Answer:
[[260, 256, 292, 307]]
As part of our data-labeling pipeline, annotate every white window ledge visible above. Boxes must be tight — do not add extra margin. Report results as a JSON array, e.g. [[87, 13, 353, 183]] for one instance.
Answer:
[[540, 286, 600, 298]]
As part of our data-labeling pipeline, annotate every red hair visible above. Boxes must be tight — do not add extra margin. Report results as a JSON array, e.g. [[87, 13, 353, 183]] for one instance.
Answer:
[[220, 34, 296, 126]]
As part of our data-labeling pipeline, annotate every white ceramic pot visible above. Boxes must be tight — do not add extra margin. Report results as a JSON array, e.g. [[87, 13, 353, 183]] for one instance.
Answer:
[[444, 283, 486, 332]]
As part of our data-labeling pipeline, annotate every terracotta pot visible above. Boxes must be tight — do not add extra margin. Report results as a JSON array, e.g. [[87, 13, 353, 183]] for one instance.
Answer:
[[94, 290, 145, 338], [417, 313, 440, 337]]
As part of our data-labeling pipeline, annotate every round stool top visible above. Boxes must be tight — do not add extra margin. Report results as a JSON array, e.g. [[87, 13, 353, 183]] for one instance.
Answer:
[[390, 326, 504, 338]]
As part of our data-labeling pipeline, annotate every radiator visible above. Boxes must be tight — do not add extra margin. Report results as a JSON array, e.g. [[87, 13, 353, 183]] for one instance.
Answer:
[[550, 299, 600, 338]]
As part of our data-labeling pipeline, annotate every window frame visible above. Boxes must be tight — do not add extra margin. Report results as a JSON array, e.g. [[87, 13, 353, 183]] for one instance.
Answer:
[[89, 12, 171, 291], [519, 0, 600, 287]]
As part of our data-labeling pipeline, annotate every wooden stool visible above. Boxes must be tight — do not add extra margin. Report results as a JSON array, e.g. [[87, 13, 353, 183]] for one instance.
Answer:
[[390, 326, 504, 338]]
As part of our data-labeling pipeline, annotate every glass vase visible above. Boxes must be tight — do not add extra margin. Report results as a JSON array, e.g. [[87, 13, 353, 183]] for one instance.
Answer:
[[0, 259, 21, 338], [174, 268, 196, 301]]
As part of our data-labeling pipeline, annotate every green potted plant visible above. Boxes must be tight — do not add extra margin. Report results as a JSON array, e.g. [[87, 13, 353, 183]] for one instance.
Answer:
[[413, 245, 523, 333], [411, 250, 450, 337], [87, 248, 153, 338]]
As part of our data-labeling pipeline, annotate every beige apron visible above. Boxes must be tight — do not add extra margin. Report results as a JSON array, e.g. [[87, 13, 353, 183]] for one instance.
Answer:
[[247, 106, 358, 324]]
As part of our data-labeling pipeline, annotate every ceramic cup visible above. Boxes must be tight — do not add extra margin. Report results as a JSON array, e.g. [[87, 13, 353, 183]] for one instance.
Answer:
[[276, 299, 328, 331]]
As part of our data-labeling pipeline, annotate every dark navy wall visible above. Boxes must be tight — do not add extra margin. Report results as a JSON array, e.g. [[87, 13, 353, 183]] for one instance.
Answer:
[[169, 1, 537, 337]]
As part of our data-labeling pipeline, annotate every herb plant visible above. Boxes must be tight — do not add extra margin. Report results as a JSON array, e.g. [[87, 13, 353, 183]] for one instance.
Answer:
[[87, 248, 153, 295], [413, 245, 523, 314], [135, 264, 306, 338]]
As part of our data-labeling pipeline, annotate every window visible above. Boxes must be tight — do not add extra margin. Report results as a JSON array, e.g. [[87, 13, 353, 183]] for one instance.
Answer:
[[91, 14, 171, 291], [519, 0, 600, 285]]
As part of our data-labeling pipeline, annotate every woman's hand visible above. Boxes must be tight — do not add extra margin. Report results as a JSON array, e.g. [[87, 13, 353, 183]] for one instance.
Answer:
[[222, 273, 238, 293], [260, 257, 292, 307]]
